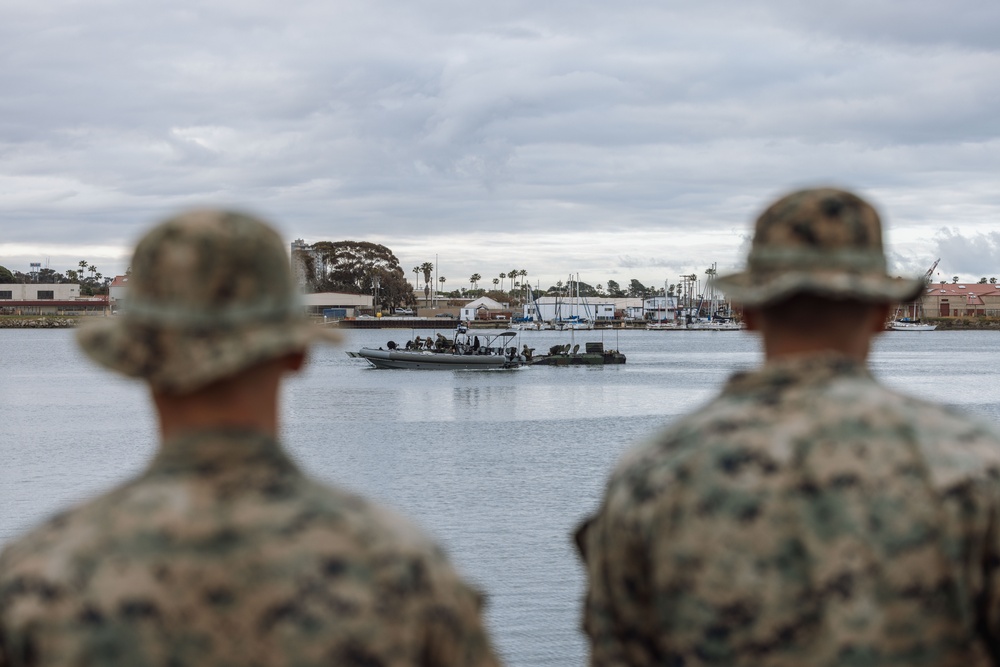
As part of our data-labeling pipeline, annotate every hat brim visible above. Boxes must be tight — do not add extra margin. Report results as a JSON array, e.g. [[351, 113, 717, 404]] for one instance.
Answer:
[[77, 317, 342, 394], [714, 270, 925, 307]]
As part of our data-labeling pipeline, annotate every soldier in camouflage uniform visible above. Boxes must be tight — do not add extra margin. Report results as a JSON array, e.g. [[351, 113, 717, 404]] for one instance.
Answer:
[[0, 211, 501, 667], [576, 188, 1000, 666]]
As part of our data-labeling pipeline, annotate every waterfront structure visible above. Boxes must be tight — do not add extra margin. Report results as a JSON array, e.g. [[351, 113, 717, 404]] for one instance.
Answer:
[[0, 284, 80, 301], [523, 296, 621, 322], [0, 283, 108, 316], [301, 291, 373, 318], [461, 296, 510, 321], [920, 283, 1000, 318], [108, 275, 129, 312]]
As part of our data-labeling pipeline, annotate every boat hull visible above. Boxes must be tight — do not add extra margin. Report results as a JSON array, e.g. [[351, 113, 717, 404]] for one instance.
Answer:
[[529, 351, 626, 366], [889, 322, 937, 331], [348, 348, 522, 370]]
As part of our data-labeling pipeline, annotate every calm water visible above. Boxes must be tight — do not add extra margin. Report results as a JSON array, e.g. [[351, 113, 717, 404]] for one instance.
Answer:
[[3, 326, 1000, 665]]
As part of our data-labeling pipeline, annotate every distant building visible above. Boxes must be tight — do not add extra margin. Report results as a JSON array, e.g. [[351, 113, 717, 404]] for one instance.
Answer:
[[0, 283, 107, 316], [0, 284, 80, 301], [461, 296, 510, 321], [301, 292, 373, 319], [290, 239, 315, 288], [523, 296, 640, 322], [109, 275, 130, 307], [919, 283, 1000, 318]]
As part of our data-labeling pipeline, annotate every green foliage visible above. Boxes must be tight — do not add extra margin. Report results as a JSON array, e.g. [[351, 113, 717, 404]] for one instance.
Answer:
[[1, 262, 110, 294], [606, 279, 624, 297], [627, 279, 647, 297], [301, 240, 415, 308]]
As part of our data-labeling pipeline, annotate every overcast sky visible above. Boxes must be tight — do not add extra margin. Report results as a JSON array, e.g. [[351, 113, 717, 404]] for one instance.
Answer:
[[2, 0, 999, 291]]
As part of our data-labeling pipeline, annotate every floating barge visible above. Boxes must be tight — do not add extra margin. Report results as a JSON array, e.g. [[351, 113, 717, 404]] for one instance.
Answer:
[[528, 342, 626, 366]]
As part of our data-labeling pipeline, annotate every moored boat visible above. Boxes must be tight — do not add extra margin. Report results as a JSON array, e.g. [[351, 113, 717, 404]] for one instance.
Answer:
[[889, 320, 937, 331]]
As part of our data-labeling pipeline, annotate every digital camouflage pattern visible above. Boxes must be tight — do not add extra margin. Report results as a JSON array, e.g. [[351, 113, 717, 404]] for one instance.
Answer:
[[714, 188, 924, 307], [578, 354, 1000, 667], [77, 210, 341, 395], [0, 429, 500, 667]]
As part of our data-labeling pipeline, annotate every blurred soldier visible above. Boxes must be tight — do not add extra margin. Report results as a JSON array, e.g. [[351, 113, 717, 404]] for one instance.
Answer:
[[577, 188, 1000, 666], [0, 211, 500, 667]]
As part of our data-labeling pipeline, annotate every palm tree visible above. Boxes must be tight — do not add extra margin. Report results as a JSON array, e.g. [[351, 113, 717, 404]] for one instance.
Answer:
[[413, 266, 421, 291], [499, 273, 506, 292], [470, 273, 481, 290], [420, 262, 434, 286], [439, 276, 446, 295], [508, 268, 518, 292], [492, 277, 500, 290], [419, 262, 434, 305]]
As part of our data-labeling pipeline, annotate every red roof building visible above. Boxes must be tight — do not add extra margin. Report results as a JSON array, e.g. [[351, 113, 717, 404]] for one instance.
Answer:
[[919, 282, 1000, 318]]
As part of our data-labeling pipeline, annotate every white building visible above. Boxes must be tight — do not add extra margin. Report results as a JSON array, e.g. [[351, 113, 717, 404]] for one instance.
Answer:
[[109, 275, 130, 304], [523, 296, 635, 322], [0, 284, 80, 301], [641, 295, 679, 321], [301, 292, 373, 318], [0, 283, 107, 315], [460, 296, 510, 321]]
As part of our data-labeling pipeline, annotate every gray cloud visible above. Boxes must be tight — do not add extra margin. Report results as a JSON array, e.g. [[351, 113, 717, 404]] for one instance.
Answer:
[[1, 0, 999, 288], [933, 228, 1000, 281]]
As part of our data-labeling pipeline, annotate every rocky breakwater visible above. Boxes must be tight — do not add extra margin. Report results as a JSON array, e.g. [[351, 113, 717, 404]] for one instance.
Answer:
[[0, 316, 79, 328], [925, 317, 1000, 330]]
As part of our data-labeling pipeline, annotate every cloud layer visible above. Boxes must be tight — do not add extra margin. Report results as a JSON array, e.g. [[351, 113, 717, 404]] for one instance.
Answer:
[[2, 0, 999, 287]]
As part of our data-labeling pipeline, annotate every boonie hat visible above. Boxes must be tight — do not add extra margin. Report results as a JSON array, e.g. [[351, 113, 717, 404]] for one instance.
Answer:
[[714, 187, 924, 307], [77, 210, 341, 394]]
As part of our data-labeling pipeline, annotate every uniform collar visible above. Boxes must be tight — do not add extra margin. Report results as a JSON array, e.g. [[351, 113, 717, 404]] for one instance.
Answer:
[[723, 352, 871, 397], [144, 427, 301, 478]]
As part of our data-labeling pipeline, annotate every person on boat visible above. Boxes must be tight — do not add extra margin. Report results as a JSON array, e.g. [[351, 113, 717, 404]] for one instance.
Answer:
[[576, 187, 1000, 666], [0, 210, 500, 667]]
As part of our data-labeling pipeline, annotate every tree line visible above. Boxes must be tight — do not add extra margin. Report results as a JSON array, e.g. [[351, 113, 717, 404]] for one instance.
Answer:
[[0, 261, 114, 296], [292, 239, 710, 311]]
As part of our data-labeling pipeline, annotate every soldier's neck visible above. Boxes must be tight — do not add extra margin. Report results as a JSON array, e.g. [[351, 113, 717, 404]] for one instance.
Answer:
[[151, 362, 285, 442]]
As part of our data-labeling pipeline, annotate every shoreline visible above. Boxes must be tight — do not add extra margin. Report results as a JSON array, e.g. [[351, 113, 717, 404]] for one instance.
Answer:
[[0, 316, 79, 328], [5, 315, 1000, 331]]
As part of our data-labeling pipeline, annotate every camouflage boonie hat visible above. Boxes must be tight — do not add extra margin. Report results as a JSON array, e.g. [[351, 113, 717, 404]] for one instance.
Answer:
[[77, 210, 341, 394], [714, 187, 925, 307]]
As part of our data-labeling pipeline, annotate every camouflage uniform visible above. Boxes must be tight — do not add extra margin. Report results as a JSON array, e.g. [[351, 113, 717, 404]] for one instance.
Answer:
[[578, 353, 1000, 666], [0, 211, 500, 666], [577, 189, 1000, 665]]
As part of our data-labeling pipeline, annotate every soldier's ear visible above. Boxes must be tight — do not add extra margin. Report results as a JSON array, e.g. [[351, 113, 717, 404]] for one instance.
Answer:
[[869, 303, 892, 334], [282, 350, 307, 373]]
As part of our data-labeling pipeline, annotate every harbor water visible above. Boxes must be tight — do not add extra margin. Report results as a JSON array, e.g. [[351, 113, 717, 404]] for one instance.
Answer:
[[4, 326, 1000, 665]]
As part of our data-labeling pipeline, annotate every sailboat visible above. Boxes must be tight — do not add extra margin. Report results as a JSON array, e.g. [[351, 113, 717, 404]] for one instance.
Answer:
[[889, 259, 938, 331]]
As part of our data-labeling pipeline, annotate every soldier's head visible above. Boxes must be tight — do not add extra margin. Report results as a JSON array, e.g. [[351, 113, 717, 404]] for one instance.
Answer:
[[715, 188, 924, 354], [77, 210, 341, 395]]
